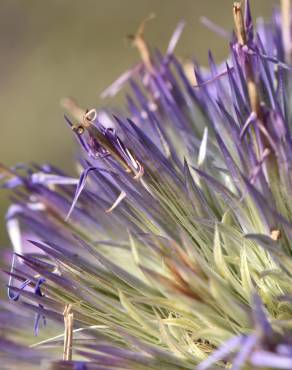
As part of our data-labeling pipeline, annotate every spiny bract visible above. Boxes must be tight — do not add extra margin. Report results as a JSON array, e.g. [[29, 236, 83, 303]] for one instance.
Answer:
[[1, 1, 292, 369]]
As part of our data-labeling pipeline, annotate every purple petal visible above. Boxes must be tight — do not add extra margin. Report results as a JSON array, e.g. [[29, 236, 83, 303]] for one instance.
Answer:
[[166, 20, 185, 55], [251, 350, 292, 369], [232, 334, 258, 370], [197, 335, 244, 370], [65, 166, 100, 221], [200, 16, 231, 39]]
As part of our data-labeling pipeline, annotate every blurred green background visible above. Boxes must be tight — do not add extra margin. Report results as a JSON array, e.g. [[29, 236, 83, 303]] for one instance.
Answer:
[[0, 0, 274, 245]]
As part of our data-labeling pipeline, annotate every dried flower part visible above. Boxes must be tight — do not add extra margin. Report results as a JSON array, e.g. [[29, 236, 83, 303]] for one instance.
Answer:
[[130, 13, 156, 73], [281, 0, 292, 63], [63, 304, 74, 361], [270, 229, 281, 241]]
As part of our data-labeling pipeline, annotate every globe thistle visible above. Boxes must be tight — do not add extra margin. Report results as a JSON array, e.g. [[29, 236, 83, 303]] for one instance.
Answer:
[[1, 1, 292, 369]]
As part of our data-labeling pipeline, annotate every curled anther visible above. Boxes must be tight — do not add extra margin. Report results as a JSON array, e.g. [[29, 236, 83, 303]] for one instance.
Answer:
[[84, 108, 97, 123], [71, 109, 97, 135]]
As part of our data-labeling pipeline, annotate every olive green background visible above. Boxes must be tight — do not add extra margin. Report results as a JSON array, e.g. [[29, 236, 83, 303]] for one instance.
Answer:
[[0, 0, 275, 245]]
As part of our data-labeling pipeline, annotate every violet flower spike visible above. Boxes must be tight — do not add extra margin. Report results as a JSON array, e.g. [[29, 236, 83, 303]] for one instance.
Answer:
[[1, 1, 292, 369]]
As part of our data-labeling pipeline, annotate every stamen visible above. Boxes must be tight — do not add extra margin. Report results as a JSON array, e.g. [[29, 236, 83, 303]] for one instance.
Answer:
[[63, 304, 74, 361], [233, 2, 247, 46], [281, 0, 292, 63], [130, 14, 155, 72]]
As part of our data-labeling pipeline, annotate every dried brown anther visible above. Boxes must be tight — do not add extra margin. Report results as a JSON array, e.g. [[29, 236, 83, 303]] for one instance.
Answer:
[[63, 304, 74, 361], [270, 229, 281, 241], [130, 14, 156, 72]]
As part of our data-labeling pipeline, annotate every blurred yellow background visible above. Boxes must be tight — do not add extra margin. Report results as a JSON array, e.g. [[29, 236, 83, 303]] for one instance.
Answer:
[[0, 0, 274, 245]]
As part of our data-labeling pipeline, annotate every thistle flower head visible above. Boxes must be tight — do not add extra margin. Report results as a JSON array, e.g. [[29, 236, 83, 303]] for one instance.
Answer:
[[1, 1, 292, 369]]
